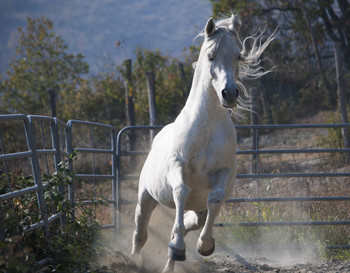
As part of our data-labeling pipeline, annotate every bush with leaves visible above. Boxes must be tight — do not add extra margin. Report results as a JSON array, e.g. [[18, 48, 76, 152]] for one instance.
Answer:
[[0, 152, 106, 273]]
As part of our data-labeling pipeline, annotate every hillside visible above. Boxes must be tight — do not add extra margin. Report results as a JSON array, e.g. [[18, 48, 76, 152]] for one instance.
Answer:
[[0, 0, 211, 75]]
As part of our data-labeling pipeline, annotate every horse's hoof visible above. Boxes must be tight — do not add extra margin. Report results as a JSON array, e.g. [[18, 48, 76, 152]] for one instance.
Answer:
[[197, 238, 215, 256], [168, 243, 186, 261]]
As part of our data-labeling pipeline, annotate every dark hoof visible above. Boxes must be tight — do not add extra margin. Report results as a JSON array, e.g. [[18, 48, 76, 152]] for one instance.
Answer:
[[197, 239, 215, 256], [168, 244, 186, 261]]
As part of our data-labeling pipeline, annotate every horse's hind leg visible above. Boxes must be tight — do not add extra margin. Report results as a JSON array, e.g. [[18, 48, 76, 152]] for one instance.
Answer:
[[131, 187, 157, 257], [184, 210, 207, 236]]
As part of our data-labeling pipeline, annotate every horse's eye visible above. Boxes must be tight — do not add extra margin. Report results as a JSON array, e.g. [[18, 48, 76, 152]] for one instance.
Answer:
[[208, 53, 214, 61], [238, 53, 241, 61]]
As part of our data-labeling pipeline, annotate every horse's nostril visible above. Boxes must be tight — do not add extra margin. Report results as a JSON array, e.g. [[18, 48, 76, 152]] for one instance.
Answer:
[[222, 89, 228, 99]]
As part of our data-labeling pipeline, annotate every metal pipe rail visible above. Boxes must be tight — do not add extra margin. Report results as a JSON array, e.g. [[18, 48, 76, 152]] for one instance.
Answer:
[[67, 119, 117, 229], [116, 124, 350, 249], [0, 114, 69, 237], [0, 115, 118, 236], [2, 116, 350, 249]]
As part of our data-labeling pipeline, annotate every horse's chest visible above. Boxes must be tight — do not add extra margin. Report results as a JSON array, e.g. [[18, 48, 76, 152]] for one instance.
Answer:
[[186, 128, 236, 183], [194, 130, 234, 165]]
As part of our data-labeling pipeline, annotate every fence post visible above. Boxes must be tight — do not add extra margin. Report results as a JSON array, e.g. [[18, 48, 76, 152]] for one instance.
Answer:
[[146, 71, 157, 141], [66, 121, 75, 219], [178, 62, 190, 96], [47, 88, 57, 117], [25, 117, 50, 239], [111, 129, 118, 229], [51, 118, 67, 225], [124, 59, 136, 151]]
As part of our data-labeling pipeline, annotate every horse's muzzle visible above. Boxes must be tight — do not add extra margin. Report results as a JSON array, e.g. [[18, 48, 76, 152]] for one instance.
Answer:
[[221, 88, 238, 108]]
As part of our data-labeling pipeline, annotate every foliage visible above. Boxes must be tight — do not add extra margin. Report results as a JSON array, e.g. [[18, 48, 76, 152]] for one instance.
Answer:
[[0, 17, 89, 116], [0, 152, 107, 273], [60, 69, 126, 127], [0, 5, 349, 126]]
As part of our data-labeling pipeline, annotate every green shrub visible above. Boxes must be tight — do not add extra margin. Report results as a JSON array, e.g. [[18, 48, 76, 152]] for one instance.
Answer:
[[0, 152, 106, 272]]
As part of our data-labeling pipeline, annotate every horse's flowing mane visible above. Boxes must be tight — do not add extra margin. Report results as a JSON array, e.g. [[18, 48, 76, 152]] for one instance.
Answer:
[[195, 15, 278, 118]]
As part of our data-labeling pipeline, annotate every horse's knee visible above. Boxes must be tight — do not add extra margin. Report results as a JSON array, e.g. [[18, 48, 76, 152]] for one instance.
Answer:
[[208, 188, 226, 204], [172, 184, 190, 203]]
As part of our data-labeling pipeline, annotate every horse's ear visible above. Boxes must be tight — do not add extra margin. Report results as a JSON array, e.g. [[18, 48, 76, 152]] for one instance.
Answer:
[[205, 17, 216, 37], [229, 14, 241, 35], [192, 62, 197, 70]]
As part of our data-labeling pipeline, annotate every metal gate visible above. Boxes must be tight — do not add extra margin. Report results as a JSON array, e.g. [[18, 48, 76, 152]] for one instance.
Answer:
[[0, 115, 117, 238], [116, 124, 350, 249]]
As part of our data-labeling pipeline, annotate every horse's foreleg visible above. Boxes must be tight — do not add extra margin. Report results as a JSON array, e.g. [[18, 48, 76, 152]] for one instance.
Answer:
[[168, 183, 190, 261], [131, 188, 157, 258], [162, 210, 206, 273], [162, 183, 189, 273], [197, 168, 232, 256], [196, 199, 222, 256]]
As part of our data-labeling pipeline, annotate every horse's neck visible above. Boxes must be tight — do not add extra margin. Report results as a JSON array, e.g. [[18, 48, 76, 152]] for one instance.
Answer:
[[180, 66, 229, 129]]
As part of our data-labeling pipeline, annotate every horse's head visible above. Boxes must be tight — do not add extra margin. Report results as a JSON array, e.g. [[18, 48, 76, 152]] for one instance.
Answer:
[[201, 14, 242, 108], [197, 14, 277, 112]]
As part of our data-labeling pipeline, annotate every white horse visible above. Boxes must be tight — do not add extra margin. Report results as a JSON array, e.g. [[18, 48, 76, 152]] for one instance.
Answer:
[[131, 14, 277, 273]]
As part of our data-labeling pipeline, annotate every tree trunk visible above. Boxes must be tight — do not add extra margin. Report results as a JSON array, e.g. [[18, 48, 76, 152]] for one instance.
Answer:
[[298, 1, 334, 105], [259, 78, 274, 125]]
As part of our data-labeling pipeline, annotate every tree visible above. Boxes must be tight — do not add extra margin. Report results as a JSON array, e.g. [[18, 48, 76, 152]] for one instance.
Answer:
[[1, 17, 89, 116], [318, 0, 350, 69]]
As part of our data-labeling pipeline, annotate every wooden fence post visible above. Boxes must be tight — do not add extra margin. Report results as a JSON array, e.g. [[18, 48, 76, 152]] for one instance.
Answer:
[[47, 88, 57, 117], [123, 59, 136, 152], [178, 62, 190, 96], [146, 71, 157, 141]]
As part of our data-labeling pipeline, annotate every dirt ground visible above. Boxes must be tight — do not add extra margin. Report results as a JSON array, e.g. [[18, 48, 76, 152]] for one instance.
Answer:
[[100, 245, 350, 273], [98, 204, 350, 273]]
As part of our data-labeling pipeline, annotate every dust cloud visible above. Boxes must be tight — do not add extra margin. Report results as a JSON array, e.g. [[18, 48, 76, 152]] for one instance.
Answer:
[[100, 204, 208, 273]]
